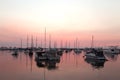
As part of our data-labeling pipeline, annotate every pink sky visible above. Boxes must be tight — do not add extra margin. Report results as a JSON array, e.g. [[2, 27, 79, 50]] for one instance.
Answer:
[[0, 0, 120, 47]]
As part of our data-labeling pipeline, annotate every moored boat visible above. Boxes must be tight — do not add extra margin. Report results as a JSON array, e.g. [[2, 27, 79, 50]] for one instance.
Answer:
[[84, 48, 107, 60]]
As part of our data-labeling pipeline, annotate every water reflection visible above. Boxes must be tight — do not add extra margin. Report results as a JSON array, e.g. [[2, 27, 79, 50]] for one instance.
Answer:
[[11, 50, 19, 58], [1, 50, 120, 80], [7, 50, 120, 71], [35, 60, 59, 70], [104, 53, 119, 61], [12, 53, 19, 59], [29, 52, 33, 72], [84, 58, 107, 69], [35, 50, 60, 71]]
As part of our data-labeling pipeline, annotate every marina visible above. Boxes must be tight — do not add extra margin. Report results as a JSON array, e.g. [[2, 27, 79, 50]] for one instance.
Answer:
[[0, 48, 120, 80], [0, 0, 120, 80]]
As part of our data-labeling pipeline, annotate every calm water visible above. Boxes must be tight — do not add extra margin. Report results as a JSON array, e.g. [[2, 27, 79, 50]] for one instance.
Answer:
[[0, 50, 120, 80]]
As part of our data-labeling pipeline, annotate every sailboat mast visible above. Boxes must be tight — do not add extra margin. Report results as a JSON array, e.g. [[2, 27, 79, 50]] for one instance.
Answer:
[[91, 35, 94, 48], [40, 39, 42, 48], [36, 36, 37, 48], [21, 38, 22, 49], [74, 40, 76, 49], [76, 38, 78, 49], [31, 35, 34, 49], [44, 27, 46, 51], [49, 34, 51, 49], [27, 35, 29, 48]]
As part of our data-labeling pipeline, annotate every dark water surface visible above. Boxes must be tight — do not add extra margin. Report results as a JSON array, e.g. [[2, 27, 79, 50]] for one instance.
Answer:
[[0, 51, 120, 80]]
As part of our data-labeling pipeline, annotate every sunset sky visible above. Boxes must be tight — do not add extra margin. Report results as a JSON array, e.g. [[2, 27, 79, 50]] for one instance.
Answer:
[[0, 0, 120, 47]]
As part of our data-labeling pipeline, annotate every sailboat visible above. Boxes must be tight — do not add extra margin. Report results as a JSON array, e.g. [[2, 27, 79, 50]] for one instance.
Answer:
[[35, 28, 47, 61], [84, 36, 106, 60], [47, 36, 60, 61]]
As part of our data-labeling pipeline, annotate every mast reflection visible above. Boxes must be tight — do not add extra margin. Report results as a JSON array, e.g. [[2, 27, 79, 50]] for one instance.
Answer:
[[29, 52, 33, 72]]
